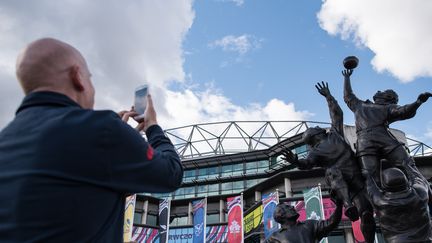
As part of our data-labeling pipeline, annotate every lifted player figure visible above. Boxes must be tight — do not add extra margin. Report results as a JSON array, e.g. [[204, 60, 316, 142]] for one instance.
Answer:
[[282, 82, 375, 243]]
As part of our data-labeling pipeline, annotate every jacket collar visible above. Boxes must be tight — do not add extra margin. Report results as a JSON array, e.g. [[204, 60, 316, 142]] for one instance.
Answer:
[[16, 91, 82, 114]]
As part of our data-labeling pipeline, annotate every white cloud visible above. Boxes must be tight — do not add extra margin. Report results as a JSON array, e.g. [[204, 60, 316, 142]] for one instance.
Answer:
[[0, 0, 195, 125], [210, 34, 262, 55], [164, 88, 311, 128], [0, 1, 309, 140], [317, 0, 432, 82]]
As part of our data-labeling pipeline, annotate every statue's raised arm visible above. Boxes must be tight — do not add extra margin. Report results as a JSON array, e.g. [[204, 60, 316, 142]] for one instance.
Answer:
[[315, 81, 344, 136]]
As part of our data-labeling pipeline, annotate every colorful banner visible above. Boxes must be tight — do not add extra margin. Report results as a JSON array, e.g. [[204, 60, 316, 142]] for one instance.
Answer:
[[124, 194, 137, 242], [244, 205, 263, 234], [288, 198, 349, 221], [192, 198, 207, 243], [206, 225, 228, 243], [132, 227, 159, 243], [227, 195, 244, 243], [159, 199, 171, 243], [167, 226, 228, 243], [303, 186, 327, 243], [262, 191, 279, 239]]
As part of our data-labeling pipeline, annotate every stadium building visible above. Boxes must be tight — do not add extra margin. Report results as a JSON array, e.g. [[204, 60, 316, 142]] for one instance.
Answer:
[[128, 121, 432, 243]]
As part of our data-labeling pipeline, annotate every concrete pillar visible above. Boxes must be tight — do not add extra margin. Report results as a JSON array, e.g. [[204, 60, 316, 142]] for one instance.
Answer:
[[284, 178, 293, 198], [219, 199, 225, 222], [142, 200, 148, 224], [255, 190, 262, 202], [188, 201, 193, 224], [344, 228, 355, 243]]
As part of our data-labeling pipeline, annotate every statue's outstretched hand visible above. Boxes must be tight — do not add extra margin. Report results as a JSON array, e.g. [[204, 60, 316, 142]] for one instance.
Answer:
[[315, 81, 331, 97], [417, 92, 432, 103], [342, 69, 353, 78], [281, 149, 299, 165]]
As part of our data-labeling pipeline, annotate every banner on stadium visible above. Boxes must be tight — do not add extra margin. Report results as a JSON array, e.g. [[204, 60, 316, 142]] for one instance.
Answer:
[[159, 198, 171, 243], [244, 205, 263, 234], [227, 195, 244, 243], [167, 226, 227, 243], [303, 186, 327, 243], [262, 191, 280, 239], [192, 198, 207, 243], [124, 194, 137, 242], [132, 226, 159, 243]]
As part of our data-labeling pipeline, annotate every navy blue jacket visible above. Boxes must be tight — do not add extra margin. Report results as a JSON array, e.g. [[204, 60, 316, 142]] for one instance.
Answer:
[[0, 91, 183, 242]]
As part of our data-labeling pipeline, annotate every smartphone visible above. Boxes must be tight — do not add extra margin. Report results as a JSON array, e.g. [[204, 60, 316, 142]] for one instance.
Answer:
[[134, 84, 149, 120]]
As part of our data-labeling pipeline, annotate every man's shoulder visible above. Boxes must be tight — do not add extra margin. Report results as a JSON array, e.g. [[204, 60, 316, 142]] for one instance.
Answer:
[[63, 109, 119, 127]]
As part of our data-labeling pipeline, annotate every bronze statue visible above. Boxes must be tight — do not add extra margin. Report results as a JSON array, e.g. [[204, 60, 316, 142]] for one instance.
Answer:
[[342, 68, 432, 184], [365, 164, 432, 242], [265, 201, 342, 243], [282, 82, 375, 243]]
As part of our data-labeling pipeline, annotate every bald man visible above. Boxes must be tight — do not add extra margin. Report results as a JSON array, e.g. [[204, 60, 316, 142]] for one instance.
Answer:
[[0, 38, 183, 242]]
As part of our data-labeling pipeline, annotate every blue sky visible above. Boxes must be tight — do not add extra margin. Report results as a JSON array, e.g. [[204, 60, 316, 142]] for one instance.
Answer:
[[179, 0, 432, 144], [0, 0, 431, 146]]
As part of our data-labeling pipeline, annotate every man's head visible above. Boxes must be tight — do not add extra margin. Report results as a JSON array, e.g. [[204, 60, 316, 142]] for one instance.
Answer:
[[273, 203, 300, 225], [302, 126, 326, 146], [16, 38, 95, 109], [382, 167, 408, 192], [373, 89, 398, 105]]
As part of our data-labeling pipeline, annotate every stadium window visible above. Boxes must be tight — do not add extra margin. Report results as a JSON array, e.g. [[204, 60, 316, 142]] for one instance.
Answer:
[[269, 156, 278, 167], [233, 181, 244, 190], [171, 216, 188, 227], [221, 182, 233, 193], [232, 163, 243, 176], [221, 164, 233, 177], [246, 161, 258, 174], [174, 188, 185, 199], [327, 235, 345, 243], [197, 168, 208, 180], [246, 179, 258, 188], [208, 184, 219, 196], [184, 169, 196, 182], [257, 160, 269, 172], [133, 212, 142, 224], [197, 185, 208, 197], [184, 186, 195, 198], [206, 214, 219, 224], [146, 214, 158, 227], [207, 166, 219, 179]]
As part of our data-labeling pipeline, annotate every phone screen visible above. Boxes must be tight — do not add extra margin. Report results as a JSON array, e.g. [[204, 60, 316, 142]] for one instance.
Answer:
[[134, 85, 148, 119]]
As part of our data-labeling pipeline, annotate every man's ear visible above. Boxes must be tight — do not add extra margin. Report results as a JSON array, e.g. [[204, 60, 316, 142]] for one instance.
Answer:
[[69, 65, 84, 91]]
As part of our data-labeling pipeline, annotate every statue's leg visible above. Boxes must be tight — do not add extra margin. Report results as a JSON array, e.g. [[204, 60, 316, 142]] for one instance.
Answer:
[[359, 155, 380, 186], [326, 168, 359, 221], [352, 191, 376, 243]]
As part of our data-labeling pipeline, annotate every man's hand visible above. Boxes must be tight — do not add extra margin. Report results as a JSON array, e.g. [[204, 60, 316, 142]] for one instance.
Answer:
[[417, 92, 432, 103], [315, 81, 331, 97], [117, 109, 146, 132], [281, 149, 299, 165], [342, 69, 353, 78]]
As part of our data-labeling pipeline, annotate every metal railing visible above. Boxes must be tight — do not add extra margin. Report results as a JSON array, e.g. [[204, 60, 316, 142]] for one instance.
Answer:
[[164, 120, 431, 159], [164, 120, 328, 159]]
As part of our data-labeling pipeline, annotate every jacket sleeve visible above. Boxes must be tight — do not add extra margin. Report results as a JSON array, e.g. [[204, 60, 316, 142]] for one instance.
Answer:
[[103, 113, 183, 194]]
